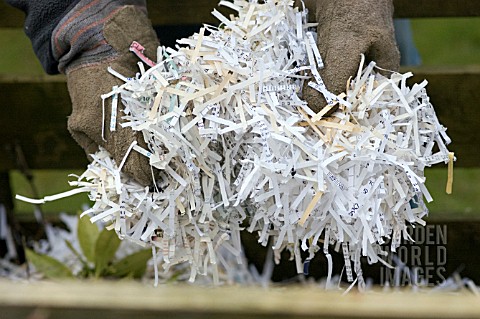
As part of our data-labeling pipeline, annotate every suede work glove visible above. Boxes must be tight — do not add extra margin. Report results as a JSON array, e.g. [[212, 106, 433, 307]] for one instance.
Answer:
[[297, 0, 400, 114], [52, 1, 160, 186]]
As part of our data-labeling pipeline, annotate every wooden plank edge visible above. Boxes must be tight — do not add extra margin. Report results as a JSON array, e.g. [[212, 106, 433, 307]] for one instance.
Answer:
[[1, 0, 480, 28], [0, 279, 479, 319]]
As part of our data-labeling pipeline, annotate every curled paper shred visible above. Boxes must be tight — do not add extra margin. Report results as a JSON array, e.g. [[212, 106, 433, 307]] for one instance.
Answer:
[[17, 0, 454, 285]]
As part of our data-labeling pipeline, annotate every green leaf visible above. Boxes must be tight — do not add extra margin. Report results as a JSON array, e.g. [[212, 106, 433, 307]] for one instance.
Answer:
[[94, 228, 121, 277], [77, 213, 100, 263], [64, 239, 94, 278], [25, 249, 73, 279], [109, 249, 152, 279], [65, 240, 88, 265]]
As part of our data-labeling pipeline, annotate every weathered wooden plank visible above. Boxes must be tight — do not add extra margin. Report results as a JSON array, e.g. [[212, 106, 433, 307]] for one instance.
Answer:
[[394, 0, 480, 18], [405, 66, 480, 167], [1, 0, 479, 29], [0, 0, 229, 28], [0, 279, 479, 319], [145, 0, 233, 27], [0, 75, 88, 170], [0, 1, 24, 28]]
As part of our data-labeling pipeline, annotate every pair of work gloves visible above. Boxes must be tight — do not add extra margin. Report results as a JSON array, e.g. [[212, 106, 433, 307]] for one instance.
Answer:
[[9, 0, 400, 187]]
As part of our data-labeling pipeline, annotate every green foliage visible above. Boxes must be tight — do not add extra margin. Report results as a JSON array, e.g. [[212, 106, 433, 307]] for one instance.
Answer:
[[77, 213, 100, 263], [110, 249, 153, 279], [25, 249, 73, 279], [26, 215, 152, 280], [94, 228, 122, 278]]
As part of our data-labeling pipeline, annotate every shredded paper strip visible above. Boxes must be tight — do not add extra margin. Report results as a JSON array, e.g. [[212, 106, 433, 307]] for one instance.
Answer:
[[17, 0, 454, 285]]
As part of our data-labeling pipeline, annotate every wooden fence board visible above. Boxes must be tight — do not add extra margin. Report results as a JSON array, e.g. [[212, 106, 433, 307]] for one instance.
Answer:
[[1, 0, 479, 28], [406, 66, 480, 167], [394, 0, 480, 18], [0, 75, 87, 170], [0, 279, 479, 319]]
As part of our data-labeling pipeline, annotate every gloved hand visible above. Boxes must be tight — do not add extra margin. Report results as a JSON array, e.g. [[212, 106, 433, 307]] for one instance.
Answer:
[[298, 0, 400, 114], [52, 1, 160, 186]]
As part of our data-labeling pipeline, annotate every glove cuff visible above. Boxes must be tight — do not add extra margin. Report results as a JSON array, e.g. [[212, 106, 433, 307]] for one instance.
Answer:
[[52, 0, 148, 74], [5, 0, 81, 74]]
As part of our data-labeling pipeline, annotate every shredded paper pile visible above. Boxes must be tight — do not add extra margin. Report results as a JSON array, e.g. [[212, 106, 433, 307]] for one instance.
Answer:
[[18, 0, 454, 285]]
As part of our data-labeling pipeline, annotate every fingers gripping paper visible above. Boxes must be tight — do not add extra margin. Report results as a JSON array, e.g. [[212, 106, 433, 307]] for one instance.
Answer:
[[18, 0, 454, 285]]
